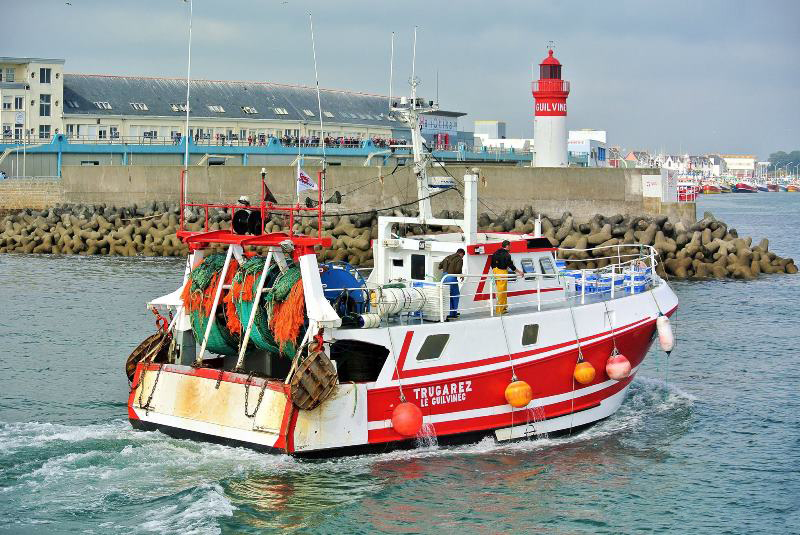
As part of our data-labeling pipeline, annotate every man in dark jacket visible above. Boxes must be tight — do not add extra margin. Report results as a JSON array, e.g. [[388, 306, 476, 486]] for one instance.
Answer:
[[439, 248, 465, 318], [490, 240, 522, 315]]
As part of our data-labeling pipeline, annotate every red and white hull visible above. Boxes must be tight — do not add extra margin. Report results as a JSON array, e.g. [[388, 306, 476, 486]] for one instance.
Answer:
[[129, 280, 677, 456]]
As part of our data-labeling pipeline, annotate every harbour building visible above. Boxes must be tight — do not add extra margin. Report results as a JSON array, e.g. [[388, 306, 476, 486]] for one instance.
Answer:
[[1, 56, 494, 176]]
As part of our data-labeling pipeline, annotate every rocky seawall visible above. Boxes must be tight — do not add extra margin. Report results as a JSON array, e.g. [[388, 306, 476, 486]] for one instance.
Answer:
[[0, 203, 795, 280]]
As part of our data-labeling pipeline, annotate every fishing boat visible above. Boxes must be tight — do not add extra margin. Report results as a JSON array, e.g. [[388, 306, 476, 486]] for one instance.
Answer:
[[788, 184, 800, 192], [719, 183, 732, 193], [756, 183, 769, 192], [125, 85, 678, 457], [677, 181, 697, 201], [732, 182, 758, 193], [766, 183, 780, 192], [702, 183, 721, 194]]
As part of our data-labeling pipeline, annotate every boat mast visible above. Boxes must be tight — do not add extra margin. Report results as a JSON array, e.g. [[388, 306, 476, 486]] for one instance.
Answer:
[[393, 26, 438, 222]]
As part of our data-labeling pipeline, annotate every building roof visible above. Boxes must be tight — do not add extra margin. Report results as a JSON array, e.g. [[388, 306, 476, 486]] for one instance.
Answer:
[[0, 57, 65, 65], [61, 74, 431, 126]]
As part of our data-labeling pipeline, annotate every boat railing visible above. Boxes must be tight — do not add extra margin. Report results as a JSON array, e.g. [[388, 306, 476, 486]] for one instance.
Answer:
[[323, 244, 659, 326]]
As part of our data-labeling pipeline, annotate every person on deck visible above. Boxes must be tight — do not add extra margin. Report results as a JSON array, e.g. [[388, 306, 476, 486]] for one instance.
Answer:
[[439, 248, 465, 319], [490, 240, 523, 315]]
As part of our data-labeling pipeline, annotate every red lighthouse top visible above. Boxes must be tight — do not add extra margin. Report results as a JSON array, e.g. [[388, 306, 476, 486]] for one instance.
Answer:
[[539, 49, 563, 80], [532, 48, 569, 116]]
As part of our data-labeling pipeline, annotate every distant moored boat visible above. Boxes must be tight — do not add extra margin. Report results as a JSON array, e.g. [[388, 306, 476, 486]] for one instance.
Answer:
[[732, 182, 758, 193]]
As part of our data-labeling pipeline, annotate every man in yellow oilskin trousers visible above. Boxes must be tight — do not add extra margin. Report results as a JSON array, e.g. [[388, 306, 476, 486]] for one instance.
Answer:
[[490, 240, 523, 315]]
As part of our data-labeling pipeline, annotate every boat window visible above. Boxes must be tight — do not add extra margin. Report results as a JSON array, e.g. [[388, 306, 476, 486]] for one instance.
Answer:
[[416, 334, 449, 361], [411, 254, 425, 280], [522, 324, 539, 346], [520, 259, 536, 280], [539, 257, 556, 275], [392, 258, 403, 267]]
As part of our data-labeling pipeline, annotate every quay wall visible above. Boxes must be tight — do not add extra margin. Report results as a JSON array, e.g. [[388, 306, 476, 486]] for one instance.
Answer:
[[0, 179, 64, 215], [52, 165, 694, 223]]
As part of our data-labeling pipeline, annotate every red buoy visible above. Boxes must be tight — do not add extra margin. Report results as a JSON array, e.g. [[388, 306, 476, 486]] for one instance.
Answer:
[[392, 402, 423, 437], [606, 353, 632, 381]]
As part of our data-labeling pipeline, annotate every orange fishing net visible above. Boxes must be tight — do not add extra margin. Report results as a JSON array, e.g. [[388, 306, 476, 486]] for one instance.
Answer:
[[180, 258, 239, 320], [270, 279, 305, 352]]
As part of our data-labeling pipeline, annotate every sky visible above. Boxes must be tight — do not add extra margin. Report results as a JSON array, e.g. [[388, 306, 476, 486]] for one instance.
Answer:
[[6, 0, 799, 158]]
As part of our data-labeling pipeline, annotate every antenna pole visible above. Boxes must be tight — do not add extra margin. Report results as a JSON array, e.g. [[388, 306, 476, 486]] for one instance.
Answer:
[[411, 26, 418, 106], [183, 0, 193, 207], [389, 32, 394, 109], [309, 12, 326, 209], [183, 0, 192, 170]]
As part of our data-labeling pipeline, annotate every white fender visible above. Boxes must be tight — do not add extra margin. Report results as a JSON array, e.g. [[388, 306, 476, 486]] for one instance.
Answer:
[[656, 315, 674, 353]]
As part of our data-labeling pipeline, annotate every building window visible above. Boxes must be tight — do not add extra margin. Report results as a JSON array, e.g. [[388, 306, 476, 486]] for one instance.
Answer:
[[110, 126, 119, 139], [130, 102, 148, 111], [241, 106, 258, 114], [93, 101, 112, 110], [207, 105, 225, 113], [39, 94, 51, 117], [521, 324, 539, 346], [416, 334, 449, 361], [14, 124, 23, 140], [98, 128, 107, 139], [39, 124, 51, 139], [5, 68, 14, 82], [2, 124, 11, 138], [273, 107, 289, 115], [40, 68, 52, 84], [66, 124, 75, 138], [598, 147, 606, 161], [2, 97, 10, 110], [14, 96, 24, 110]]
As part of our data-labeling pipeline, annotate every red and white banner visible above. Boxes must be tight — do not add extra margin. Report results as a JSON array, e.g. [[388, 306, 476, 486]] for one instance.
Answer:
[[297, 166, 318, 194]]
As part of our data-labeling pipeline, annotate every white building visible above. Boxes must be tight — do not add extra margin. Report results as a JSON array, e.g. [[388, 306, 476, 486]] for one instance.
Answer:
[[0, 57, 65, 141], [720, 154, 756, 179], [474, 120, 506, 140], [567, 129, 608, 167]]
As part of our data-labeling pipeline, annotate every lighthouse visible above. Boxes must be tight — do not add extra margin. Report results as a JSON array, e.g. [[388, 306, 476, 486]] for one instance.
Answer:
[[532, 48, 570, 167]]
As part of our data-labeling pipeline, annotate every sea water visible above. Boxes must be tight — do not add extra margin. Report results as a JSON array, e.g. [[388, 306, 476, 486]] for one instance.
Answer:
[[1, 194, 798, 534]]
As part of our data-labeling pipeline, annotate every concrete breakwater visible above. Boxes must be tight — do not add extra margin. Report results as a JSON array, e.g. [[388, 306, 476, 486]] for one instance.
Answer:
[[0, 203, 795, 280]]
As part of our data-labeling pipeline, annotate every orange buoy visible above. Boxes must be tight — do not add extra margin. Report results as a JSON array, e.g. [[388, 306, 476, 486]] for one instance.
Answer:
[[504, 380, 533, 408], [573, 361, 596, 385], [606, 353, 632, 381], [391, 402, 423, 437]]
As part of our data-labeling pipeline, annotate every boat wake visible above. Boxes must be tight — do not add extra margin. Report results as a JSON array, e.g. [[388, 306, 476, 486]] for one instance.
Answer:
[[0, 376, 693, 533]]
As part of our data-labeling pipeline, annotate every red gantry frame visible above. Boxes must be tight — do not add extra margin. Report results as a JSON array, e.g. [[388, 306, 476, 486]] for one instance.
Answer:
[[176, 169, 332, 258]]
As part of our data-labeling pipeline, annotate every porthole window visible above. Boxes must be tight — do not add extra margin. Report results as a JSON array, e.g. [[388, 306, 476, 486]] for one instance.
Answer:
[[416, 334, 449, 361], [521, 324, 539, 346]]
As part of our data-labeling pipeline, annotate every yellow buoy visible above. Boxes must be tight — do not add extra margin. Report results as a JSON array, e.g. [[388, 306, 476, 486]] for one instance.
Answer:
[[504, 380, 533, 408], [573, 361, 596, 385]]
